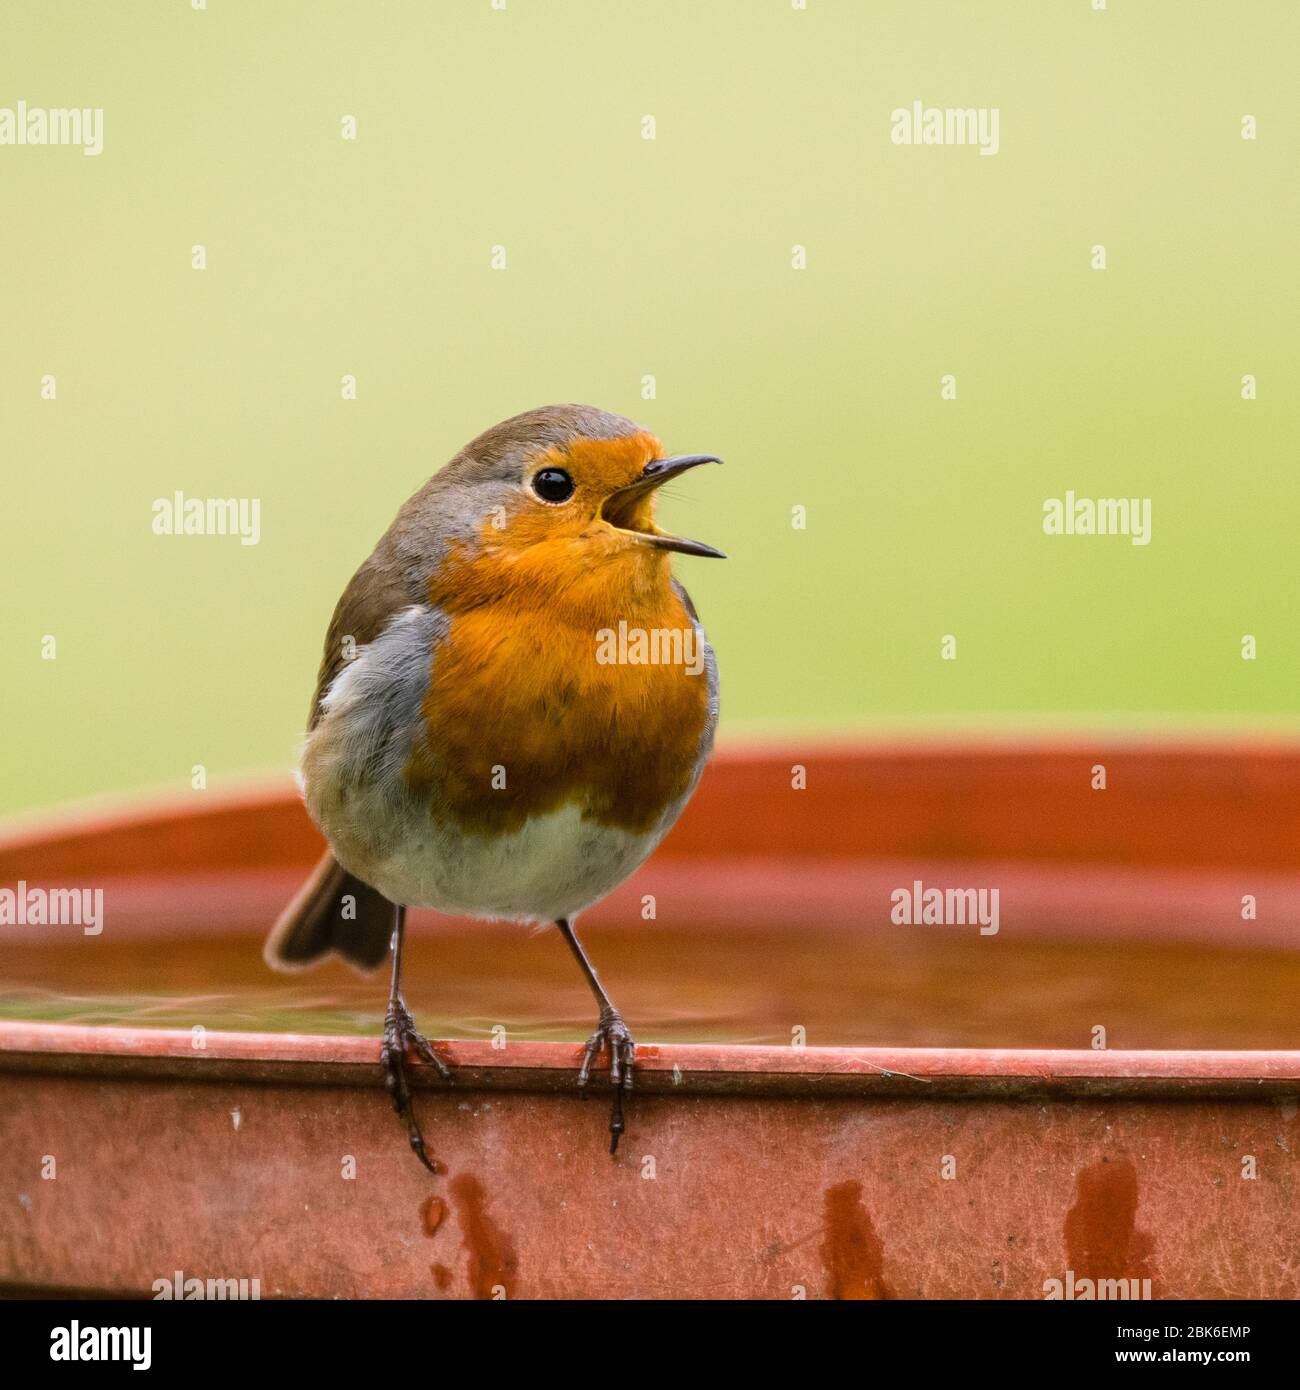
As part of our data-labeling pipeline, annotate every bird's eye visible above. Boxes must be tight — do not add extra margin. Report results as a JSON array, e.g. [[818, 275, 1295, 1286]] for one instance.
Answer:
[[531, 468, 575, 503]]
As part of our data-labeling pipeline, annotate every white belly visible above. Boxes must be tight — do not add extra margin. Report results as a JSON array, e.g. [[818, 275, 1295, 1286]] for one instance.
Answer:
[[330, 796, 662, 924]]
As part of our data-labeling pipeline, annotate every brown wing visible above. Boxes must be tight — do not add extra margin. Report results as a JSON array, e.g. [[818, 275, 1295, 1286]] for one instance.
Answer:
[[279, 549, 418, 970]]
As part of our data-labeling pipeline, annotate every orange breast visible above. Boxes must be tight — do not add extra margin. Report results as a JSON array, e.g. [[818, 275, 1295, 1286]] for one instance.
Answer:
[[407, 582, 710, 837]]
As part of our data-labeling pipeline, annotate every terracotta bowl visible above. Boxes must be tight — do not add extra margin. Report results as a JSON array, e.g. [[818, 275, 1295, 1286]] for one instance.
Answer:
[[2, 740, 1298, 1298]]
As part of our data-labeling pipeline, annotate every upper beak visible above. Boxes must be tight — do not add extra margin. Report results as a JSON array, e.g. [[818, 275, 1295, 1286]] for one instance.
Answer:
[[602, 454, 726, 559]]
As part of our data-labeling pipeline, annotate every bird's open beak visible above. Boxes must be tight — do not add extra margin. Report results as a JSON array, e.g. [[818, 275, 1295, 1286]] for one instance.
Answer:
[[602, 455, 726, 559]]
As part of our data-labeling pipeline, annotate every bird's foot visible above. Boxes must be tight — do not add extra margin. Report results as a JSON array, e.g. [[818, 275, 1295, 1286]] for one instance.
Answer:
[[380, 997, 451, 1174], [577, 1005, 636, 1155]]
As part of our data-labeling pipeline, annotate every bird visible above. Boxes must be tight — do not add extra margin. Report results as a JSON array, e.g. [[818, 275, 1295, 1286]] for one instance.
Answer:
[[264, 404, 723, 1169]]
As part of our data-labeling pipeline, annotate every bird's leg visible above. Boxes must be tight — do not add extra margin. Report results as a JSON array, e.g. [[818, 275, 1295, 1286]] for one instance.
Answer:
[[556, 917, 635, 1155], [379, 904, 450, 1175]]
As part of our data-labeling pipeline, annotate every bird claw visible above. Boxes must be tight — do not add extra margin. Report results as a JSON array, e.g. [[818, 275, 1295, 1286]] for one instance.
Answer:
[[380, 997, 451, 1174], [577, 1006, 636, 1155]]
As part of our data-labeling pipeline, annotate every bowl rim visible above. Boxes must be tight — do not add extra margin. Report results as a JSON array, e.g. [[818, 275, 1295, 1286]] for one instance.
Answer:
[[4, 1019, 1300, 1099]]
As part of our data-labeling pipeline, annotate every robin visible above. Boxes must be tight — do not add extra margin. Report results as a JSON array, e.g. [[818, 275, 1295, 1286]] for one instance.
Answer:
[[265, 404, 723, 1169]]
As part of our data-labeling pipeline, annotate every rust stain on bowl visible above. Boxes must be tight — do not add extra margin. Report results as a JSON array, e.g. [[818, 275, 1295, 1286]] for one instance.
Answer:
[[449, 1173, 517, 1300], [1064, 1158, 1156, 1294], [821, 1181, 891, 1300], [420, 1195, 446, 1237]]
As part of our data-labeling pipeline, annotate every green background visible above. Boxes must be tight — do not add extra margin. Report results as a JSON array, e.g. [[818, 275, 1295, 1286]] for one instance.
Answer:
[[2, 0, 1297, 820]]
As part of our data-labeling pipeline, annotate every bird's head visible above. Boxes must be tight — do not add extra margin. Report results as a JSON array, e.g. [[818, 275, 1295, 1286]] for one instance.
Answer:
[[408, 405, 724, 611]]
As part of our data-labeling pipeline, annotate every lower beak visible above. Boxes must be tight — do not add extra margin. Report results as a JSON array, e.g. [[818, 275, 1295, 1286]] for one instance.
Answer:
[[602, 454, 726, 559]]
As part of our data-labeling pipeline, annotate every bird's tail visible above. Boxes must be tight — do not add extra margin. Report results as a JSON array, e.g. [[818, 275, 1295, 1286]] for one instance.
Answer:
[[263, 850, 394, 974]]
